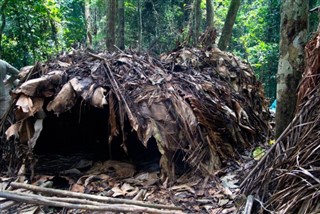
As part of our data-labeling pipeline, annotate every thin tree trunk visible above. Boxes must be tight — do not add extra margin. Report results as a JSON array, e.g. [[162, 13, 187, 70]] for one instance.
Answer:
[[138, 0, 142, 51], [193, 0, 201, 45], [206, 0, 214, 29], [275, 0, 308, 137], [117, 0, 125, 50], [85, 0, 93, 48], [0, 0, 9, 58], [106, 0, 116, 51], [217, 0, 240, 51], [92, 7, 98, 46]]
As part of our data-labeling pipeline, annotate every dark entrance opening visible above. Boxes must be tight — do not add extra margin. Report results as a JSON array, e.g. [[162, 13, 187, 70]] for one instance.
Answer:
[[33, 100, 161, 174]]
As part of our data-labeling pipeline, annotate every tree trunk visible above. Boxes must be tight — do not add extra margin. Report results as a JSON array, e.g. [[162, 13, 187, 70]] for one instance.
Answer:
[[217, 0, 240, 51], [193, 0, 201, 45], [0, 0, 9, 58], [117, 0, 125, 50], [106, 0, 116, 51], [206, 0, 214, 29], [275, 0, 308, 137], [85, 0, 93, 48], [137, 0, 142, 51]]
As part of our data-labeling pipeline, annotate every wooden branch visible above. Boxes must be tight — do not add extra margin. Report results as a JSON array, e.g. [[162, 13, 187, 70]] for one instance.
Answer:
[[103, 62, 139, 130], [0, 191, 178, 214], [310, 6, 320, 13], [12, 191, 105, 206], [243, 195, 253, 214], [10, 182, 182, 211], [87, 52, 105, 60], [133, 189, 146, 201], [0, 200, 17, 210]]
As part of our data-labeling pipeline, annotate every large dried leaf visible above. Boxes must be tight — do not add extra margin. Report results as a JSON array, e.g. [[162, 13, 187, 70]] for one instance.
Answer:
[[5, 122, 22, 140], [15, 97, 44, 121], [47, 82, 77, 114], [28, 119, 43, 149], [90, 86, 107, 108], [15, 70, 67, 97]]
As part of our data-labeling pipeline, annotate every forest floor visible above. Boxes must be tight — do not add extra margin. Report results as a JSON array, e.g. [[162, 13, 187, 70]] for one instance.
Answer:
[[0, 150, 259, 214]]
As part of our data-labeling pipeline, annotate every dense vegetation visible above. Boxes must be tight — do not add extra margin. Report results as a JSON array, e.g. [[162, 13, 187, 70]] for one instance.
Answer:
[[1, 0, 320, 101]]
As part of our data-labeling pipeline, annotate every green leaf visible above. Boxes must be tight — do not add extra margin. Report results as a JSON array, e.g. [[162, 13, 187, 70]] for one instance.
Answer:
[[253, 146, 265, 161]]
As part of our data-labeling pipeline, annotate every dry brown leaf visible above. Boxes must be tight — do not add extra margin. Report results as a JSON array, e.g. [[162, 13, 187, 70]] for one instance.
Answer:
[[15, 70, 66, 97], [121, 183, 139, 197], [47, 82, 77, 114], [87, 160, 136, 178], [5, 122, 22, 140], [57, 60, 71, 68], [170, 184, 196, 194], [124, 172, 159, 186], [16, 94, 33, 113], [28, 119, 43, 149], [90, 86, 107, 108], [111, 185, 125, 197], [69, 77, 93, 96], [71, 183, 85, 193], [108, 92, 118, 143]]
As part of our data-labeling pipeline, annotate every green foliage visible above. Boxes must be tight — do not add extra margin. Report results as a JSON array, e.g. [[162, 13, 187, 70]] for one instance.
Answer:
[[122, 0, 189, 53], [252, 146, 265, 160], [0, 0, 85, 68], [231, 0, 280, 101], [60, 0, 86, 48], [212, 0, 279, 101], [309, 0, 320, 37]]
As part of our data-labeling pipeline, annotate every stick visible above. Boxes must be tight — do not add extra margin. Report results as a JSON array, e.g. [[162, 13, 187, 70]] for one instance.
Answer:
[[243, 195, 254, 214], [103, 62, 139, 130], [0, 200, 17, 210], [310, 6, 320, 13], [11, 191, 105, 206], [133, 189, 146, 201], [0, 191, 178, 214], [10, 182, 181, 210], [87, 52, 105, 61]]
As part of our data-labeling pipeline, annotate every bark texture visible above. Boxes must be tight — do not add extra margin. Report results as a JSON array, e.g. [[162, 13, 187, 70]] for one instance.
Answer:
[[85, 0, 92, 48], [106, 0, 116, 51], [137, 0, 142, 50], [217, 0, 240, 51], [193, 0, 202, 45], [206, 0, 214, 29], [117, 0, 125, 50], [275, 0, 308, 137]]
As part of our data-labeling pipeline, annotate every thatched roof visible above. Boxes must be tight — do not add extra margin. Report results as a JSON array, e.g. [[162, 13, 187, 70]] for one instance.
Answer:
[[0, 47, 270, 180], [241, 33, 320, 213]]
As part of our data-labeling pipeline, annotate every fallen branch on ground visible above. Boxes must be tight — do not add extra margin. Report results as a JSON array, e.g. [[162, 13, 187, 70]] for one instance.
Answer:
[[0, 191, 178, 214], [9, 182, 181, 211]]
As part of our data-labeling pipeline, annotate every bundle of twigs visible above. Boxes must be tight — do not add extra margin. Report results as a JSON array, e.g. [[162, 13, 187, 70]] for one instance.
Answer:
[[0, 182, 181, 213], [241, 33, 320, 213], [0, 47, 270, 179]]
